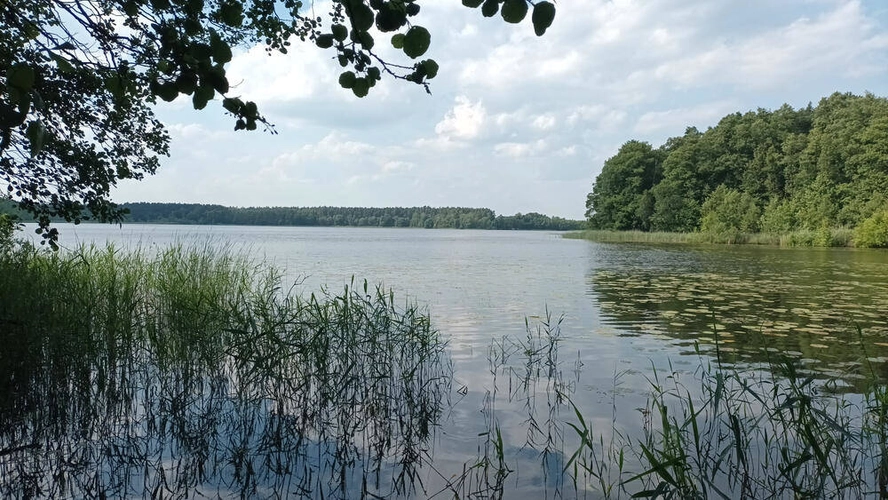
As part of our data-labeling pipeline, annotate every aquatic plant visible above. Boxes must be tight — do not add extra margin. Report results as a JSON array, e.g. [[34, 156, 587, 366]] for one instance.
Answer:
[[567, 335, 888, 499], [428, 311, 573, 499], [564, 228, 858, 247], [0, 242, 451, 499]]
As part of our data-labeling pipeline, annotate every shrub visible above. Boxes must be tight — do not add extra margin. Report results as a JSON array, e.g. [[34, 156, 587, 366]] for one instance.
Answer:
[[854, 210, 888, 248], [760, 199, 795, 233], [700, 185, 761, 235]]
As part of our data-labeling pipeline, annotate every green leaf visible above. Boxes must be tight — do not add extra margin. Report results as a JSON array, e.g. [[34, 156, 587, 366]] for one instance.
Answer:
[[402, 26, 430, 59], [358, 31, 375, 50], [219, 1, 244, 27], [531, 1, 556, 36], [123, 0, 139, 16], [190, 43, 213, 62], [481, 0, 498, 18], [183, 18, 202, 36], [203, 65, 229, 94], [31, 91, 44, 112], [420, 59, 438, 79], [349, 2, 374, 32], [391, 33, 405, 49], [105, 74, 124, 99], [155, 81, 179, 102], [462, 0, 483, 7], [17, 94, 30, 116], [50, 54, 75, 74], [331, 24, 348, 42], [7, 64, 35, 91], [0, 101, 21, 128], [352, 77, 369, 98], [23, 21, 40, 40], [222, 97, 242, 114], [367, 66, 381, 80], [339, 71, 357, 89], [175, 71, 197, 94], [192, 85, 214, 109], [316, 34, 335, 49], [209, 31, 232, 64], [26, 120, 45, 157], [375, 3, 407, 32], [501, 0, 527, 23]]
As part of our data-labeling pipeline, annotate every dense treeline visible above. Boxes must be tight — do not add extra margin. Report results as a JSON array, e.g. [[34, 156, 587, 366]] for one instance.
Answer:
[[585, 92, 888, 246], [118, 203, 585, 230]]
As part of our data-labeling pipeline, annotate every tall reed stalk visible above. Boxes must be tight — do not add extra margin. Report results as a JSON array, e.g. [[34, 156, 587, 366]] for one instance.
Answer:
[[0, 241, 451, 499], [567, 330, 888, 499]]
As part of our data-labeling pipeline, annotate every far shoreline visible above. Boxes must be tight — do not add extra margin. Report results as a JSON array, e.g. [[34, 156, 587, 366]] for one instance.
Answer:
[[563, 228, 887, 249]]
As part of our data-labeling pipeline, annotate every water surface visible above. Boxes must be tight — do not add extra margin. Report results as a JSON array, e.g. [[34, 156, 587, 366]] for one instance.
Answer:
[[7, 224, 888, 498]]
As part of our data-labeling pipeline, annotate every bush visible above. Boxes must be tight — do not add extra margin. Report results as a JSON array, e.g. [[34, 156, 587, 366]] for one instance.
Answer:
[[760, 199, 795, 233], [854, 210, 888, 248], [700, 185, 761, 235]]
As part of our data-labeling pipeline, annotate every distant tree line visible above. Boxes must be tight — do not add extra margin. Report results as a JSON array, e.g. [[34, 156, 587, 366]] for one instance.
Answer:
[[585, 92, 888, 245], [112, 203, 584, 231]]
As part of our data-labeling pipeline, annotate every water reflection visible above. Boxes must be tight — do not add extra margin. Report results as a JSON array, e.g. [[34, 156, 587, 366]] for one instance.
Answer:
[[588, 243, 888, 383], [0, 284, 451, 499]]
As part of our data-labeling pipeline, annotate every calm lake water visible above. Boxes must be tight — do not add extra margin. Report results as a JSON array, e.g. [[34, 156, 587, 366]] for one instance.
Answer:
[[10, 224, 888, 498]]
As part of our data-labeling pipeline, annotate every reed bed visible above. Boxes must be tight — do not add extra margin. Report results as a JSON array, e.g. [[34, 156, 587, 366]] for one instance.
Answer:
[[565, 228, 858, 247], [0, 242, 451, 499], [567, 336, 888, 499]]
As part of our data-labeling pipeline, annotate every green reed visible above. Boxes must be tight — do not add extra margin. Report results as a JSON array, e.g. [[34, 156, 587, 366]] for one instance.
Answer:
[[565, 228, 858, 247], [567, 328, 888, 499], [0, 241, 451, 499], [428, 311, 574, 499]]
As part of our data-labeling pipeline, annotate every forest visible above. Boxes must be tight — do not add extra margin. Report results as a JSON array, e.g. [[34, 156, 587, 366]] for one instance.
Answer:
[[585, 92, 888, 246], [110, 203, 585, 231], [0, 199, 584, 232]]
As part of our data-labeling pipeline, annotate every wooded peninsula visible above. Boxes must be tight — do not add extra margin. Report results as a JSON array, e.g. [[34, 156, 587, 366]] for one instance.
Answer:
[[583, 92, 888, 247]]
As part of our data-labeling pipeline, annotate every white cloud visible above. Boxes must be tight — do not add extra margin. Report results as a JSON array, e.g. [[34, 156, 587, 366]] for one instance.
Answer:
[[226, 45, 329, 104], [434, 96, 487, 141], [381, 160, 415, 173], [649, 1, 888, 90], [113, 0, 888, 220], [634, 100, 740, 135], [494, 139, 548, 159], [532, 114, 557, 131]]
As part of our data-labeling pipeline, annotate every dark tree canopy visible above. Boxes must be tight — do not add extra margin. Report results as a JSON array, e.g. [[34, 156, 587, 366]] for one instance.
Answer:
[[0, 0, 556, 246]]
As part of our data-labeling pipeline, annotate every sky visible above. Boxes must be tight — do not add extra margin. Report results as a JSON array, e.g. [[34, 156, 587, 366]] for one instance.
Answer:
[[112, 0, 888, 220]]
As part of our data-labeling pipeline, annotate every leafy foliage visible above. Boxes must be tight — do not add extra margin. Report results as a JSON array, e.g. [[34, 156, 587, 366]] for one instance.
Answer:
[[586, 93, 888, 238], [854, 209, 888, 248], [0, 0, 555, 247], [585, 140, 662, 230], [700, 184, 760, 236]]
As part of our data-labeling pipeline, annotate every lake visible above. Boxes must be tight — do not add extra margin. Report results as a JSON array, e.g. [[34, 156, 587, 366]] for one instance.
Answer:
[[6, 224, 888, 498]]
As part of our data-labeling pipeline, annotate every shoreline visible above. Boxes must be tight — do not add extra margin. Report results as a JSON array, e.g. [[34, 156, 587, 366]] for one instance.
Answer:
[[562, 227, 875, 248]]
